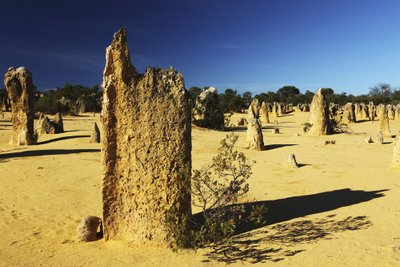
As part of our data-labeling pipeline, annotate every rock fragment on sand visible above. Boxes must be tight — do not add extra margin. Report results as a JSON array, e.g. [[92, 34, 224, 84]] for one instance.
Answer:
[[377, 131, 384, 144], [53, 112, 64, 133], [37, 114, 64, 135], [38, 116, 56, 134], [237, 118, 248, 127], [76, 216, 102, 242], [324, 140, 336, 145], [285, 154, 299, 168], [364, 136, 373, 144], [90, 122, 100, 143]]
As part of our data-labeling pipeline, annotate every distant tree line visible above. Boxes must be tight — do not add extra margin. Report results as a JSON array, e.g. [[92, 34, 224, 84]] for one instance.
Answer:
[[188, 84, 400, 113], [1, 83, 102, 114], [2, 83, 400, 115]]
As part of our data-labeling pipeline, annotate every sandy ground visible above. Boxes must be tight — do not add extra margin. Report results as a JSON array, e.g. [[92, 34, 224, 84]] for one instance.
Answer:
[[0, 110, 399, 267]]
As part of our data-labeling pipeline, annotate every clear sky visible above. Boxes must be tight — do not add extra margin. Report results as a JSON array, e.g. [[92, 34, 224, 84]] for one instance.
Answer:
[[1, 0, 400, 95]]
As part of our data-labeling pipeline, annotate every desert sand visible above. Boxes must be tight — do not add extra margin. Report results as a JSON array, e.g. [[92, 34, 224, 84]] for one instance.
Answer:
[[0, 110, 399, 266]]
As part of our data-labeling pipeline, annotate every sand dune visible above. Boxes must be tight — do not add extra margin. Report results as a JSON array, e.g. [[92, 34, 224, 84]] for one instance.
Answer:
[[0, 111, 399, 266]]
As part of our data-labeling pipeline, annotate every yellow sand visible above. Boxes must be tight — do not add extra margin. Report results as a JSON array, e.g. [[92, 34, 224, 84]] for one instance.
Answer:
[[0, 111, 399, 266]]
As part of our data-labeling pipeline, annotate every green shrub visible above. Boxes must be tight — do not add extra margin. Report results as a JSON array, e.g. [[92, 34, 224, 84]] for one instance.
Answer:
[[167, 133, 267, 248]]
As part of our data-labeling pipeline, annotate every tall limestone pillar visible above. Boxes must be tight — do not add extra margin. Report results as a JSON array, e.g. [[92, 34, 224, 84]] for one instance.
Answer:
[[377, 104, 391, 137], [4, 67, 35, 145], [246, 99, 264, 150], [101, 28, 192, 247], [308, 88, 332, 136]]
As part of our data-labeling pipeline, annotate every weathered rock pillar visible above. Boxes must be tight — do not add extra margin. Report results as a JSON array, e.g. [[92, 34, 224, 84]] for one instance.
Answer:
[[101, 29, 191, 247], [308, 88, 332, 136], [260, 101, 270, 124], [392, 139, 400, 167], [342, 103, 356, 123], [368, 102, 376, 121], [246, 99, 264, 150], [377, 104, 391, 137], [4, 67, 35, 145]]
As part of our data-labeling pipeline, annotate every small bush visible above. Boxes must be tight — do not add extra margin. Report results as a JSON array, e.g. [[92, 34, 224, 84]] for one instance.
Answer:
[[190, 133, 266, 246], [165, 134, 267, 249]]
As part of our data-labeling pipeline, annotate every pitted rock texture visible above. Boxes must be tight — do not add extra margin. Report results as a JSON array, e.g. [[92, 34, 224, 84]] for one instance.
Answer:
[[76, 216, 102, 242], [4, 67, 35, 145], [246, 99, 264, 150], [101, 28, 192, 247], [308, 88, 332, 136], [192, 87, 224, 130]]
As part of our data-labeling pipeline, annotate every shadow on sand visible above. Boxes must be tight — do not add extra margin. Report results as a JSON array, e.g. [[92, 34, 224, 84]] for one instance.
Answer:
[[263, 143, 297, 150], [200, 188, 387, 264], [0, 148, 100, 161], [37, 135, 90, 145]]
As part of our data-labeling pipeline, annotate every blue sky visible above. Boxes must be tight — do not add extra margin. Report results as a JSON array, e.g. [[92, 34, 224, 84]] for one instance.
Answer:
[[1, 0, 400, 95]]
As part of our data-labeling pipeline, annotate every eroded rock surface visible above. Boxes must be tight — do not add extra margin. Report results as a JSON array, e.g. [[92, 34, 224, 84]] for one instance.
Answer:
[[76, 216, 102, 242], [4, 67, 35, 145], [38, 116, 56, 134], [101, 29, 191, 247], [308, 89, 332, 136], [246, 99, 264, 150]]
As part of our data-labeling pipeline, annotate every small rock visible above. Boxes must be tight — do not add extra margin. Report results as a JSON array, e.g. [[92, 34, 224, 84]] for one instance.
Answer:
[[377, 131, 384, 144], [90, 122, 100, 143], [285, 154, 299, 168], [53, 112, 64, 133], [237, 118, 248, 127], [76, 216, 102, 242], [324, 140, 336, 145], [364, 136, 373, 143]]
